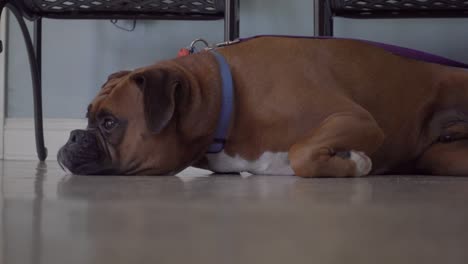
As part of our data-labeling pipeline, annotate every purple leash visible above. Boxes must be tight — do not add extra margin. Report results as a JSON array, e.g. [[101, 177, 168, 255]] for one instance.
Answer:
[[235, 35, 468, 69]]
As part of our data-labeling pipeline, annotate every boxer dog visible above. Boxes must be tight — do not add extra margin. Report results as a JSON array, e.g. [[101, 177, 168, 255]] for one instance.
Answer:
[[58, 36, 468, 177]]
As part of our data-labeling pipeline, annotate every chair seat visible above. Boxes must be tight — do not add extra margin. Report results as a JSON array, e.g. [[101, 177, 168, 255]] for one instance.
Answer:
[[15, 0, 225, 20], [332, 0, 468, 18]]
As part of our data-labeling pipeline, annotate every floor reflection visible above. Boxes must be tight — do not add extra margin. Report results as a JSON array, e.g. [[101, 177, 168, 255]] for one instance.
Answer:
[[32, 162, 46, 264], [1, 161, 468, 264]]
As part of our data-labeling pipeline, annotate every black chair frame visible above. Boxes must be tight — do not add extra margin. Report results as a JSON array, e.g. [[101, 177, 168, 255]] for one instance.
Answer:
[[314, 0, 468, 36]]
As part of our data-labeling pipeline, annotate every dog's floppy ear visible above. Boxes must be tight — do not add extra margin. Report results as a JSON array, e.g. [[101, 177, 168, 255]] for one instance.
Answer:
[[131, 68, 184, 134]]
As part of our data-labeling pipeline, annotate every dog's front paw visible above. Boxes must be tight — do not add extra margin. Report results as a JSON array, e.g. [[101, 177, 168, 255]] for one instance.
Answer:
[[335, 150, 372, 177], [349, 151, 372, 176]]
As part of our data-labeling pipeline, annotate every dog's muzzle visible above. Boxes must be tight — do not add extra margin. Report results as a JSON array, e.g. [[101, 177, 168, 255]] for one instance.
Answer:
[[58, 129, 110, 175]]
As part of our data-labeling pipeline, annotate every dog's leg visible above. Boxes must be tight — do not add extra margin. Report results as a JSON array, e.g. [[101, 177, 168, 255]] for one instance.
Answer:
[[289, 112, 385, 177], [417, 140, 468, 176]]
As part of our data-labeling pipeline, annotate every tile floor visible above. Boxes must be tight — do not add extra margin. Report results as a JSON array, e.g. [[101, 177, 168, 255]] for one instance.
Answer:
[[1, 160, 468, 264]]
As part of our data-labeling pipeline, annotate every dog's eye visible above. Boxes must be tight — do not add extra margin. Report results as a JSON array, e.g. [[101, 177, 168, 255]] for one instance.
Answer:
[[438, 133, 462, 143], [439, 135, 453, 143], [101, 118, 117, 131]]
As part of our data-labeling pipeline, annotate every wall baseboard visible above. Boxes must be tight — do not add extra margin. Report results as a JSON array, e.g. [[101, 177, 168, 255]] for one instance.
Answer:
[[4, 118, 86, 160]]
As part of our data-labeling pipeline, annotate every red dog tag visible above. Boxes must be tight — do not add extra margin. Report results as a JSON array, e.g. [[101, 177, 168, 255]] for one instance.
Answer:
[[178, 48, 191, 57]]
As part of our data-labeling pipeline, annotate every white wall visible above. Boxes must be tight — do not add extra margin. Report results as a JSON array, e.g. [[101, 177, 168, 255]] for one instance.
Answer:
[[6, 19, 223, 118], [334, 17, 468, 62]]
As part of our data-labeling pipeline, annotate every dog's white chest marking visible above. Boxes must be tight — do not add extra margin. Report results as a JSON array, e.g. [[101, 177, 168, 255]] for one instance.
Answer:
[[206, 151, 295, 175]]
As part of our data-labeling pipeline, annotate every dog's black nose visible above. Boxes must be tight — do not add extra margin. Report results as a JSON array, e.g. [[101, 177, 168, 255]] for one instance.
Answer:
[[69, 129, 89, 144]]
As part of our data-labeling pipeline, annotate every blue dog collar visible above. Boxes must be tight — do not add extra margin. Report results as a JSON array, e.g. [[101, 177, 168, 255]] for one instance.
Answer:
[[206, 50, 234, 154]]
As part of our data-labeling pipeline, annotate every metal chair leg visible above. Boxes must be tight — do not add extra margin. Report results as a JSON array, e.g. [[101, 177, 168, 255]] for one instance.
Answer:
[[224, 0, 239, 41], [34, 19, 42, 77], [8, 4, 47, 161], [316, 0, 333, 36], [0, 2, 5, 59], [34, 18, 47, 161], [314, 0, 321, 36]]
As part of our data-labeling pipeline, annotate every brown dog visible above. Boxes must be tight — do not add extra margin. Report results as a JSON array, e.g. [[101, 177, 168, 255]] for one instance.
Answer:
[[58, 36, 468, 176]]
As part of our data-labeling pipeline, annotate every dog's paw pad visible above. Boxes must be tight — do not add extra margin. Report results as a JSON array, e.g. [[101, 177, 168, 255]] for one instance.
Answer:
[[349, 151, 372, 177]]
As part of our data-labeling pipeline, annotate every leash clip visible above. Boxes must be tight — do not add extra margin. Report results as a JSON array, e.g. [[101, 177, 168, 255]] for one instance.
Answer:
[[178, 38, 213, 57], [215, 39, 241, 48], [190, 38, 212, 51], [190, 38, 241, 50], [178, 38, 241, 57]]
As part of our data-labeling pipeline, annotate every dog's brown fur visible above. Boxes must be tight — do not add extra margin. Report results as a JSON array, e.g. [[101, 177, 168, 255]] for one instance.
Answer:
[[60, 37, 468, 176]]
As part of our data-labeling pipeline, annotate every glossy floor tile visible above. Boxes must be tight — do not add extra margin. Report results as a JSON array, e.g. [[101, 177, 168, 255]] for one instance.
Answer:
[[1, 161, 468, 264]]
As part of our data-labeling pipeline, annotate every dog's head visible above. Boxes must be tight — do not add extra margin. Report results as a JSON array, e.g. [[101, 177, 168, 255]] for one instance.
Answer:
[[58, 65, 216, 175]]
